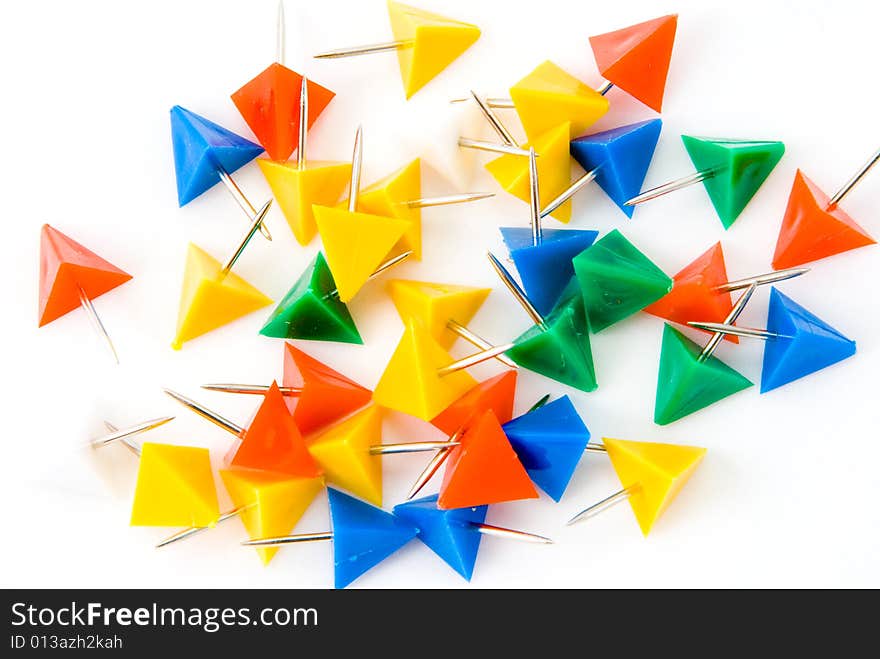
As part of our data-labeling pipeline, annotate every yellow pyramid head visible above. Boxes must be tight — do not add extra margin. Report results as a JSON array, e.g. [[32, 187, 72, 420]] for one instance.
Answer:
[[387, 0, 481, 99], [313, 206, 410, 303], [485, 122, 574, 223], [603, 438, 707, 536], [387, 279, 491, 349], [130, 443, 219, 527], [373, 319, 477, 421], [258, 159, 351, 246], [358, 159, 422, 258], [172, 243, 273, 350], [510, 61, 609, 142], [220, 468, 324, 565], [307, 405, 384, 506]]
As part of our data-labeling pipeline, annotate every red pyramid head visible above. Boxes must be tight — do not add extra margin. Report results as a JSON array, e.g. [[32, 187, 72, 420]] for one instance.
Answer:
[[772, 170, 875, 269], [643, 242, 738, 343], [589, 14, 677, 112], [438, 409, 538, 510], [39, 224, 132, 327], [431, 371, 517, 436], [282, 343, 373, 436], [228, 381, 322, 478]]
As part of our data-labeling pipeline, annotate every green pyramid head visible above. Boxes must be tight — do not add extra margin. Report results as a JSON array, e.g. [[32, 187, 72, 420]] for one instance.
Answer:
[[682, 135, 785, 229], [573, 229, 672, 333], [654, 324, 752, 425], [506, 289, 597, 392], [260, 252, 362, 344]]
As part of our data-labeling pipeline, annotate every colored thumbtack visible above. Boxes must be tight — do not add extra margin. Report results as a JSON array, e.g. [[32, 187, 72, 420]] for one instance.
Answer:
[[258, 77, 352, 245], [567, 437, 706, 536], [432, 371, 518, 435], [243, 488, 418, 588], [645, 241, 809, 338], [654, 284, 757, 425], [39, 224, 132, 363], [625, 135, 785, 229], [172, 202, 274, 349], [313, 1, 480, 99], [688, 287, 856, 393], [170, 106, 272, 240], [232, 1, 335, 163], [394, 494, 552, 581], [772, 147, 879, 268]]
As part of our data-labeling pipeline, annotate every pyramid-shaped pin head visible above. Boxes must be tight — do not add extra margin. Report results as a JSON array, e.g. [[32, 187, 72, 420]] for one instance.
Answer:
[[772, 170, 875, 269], [502, 396, 591, 502], [130, 443, 220, 527], [603, 437, 706, 536], [394, 494, 487, 580], [373, 319, 477, 421], [328, 487, 417, 588], [39, 224, 132, 327], [432, 371, 517, 436], [681, 135, 785, 229], [761, 288, 856, 393], [654, 324, 752, 425], [589, 14, 677, 112], [357, 159, 423, 259], [281, 343, 372, 436], [260, 252, 362, 345], [169, 106, 263, 206], [438, 409, 538, 510], [570, 119, 663, 218]]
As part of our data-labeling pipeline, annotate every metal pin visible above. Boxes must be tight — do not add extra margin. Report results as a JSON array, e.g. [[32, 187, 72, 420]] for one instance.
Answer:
[[597, 81, 613, 96], [201, 384, 303, 396], [242, 531, 334, 547], [540, 168, 598, 219], [314, 40, 414, 59], [487, 251, 545, 326], [156, 506, 250, 549], [436, 343, 516, 377], [457, 138, 533, 157], [566, 486, 636, 526], [450, 96, 516, 108], [405, 425, 467, 500], [715, 267, 809, 293], [687, 322, 780, 340], [404, 192, 495, 209], [276, 0, 285, 65], [470, 90, 517, 147], [473, 523, 553, 544], [217, 166, 273, 241], [368, 441, 460, 456], [529, 148, 542, 246], [78, 286, 119, 364], [698, 283, 757, 362], [828, 147, 880, 207], [297, 75, 308, 170], [162, 389, 244, 436], [446, 320, 517, 368], [220, 200, 273, 277], [102, 421, 142, 457], [624, 169, 716, 207], [90, 417, 174, 449], [584, 443, 607, 453], [348, 125, 363, 212]]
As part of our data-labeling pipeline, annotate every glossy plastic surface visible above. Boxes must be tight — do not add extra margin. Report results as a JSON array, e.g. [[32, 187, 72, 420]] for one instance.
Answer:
[[431, 371, 517, 436], [357, 159, 422, 258]]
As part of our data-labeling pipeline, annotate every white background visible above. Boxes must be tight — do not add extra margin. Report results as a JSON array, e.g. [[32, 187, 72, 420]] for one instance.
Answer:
[[2, 0, 878, 588]]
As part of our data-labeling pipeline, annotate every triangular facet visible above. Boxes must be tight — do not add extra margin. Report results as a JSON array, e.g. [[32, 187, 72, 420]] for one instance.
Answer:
[[172, 243, 273, 350], [589, 15, 677, 112], [260, 252, 362, 344], [387, 1, 481, 99], [603, 437, 706, 536], [170, 105, 263, 206], [761, 288, 856, 393], [387, 278, 491, 349], [654, 324, 752, 425], [307, 406, 384, 506], [357, 159, 423, 258], [682, 135, 785, 229], [393, 494, 487, 580], [772, 170, 875, 269], [502, 395, 591, 501], [570, 119, 663, 217], [38, 224, 132, 326], [328, 487, 417, 588], [438, 410, 538, 510], [432, 371, 517, 436]]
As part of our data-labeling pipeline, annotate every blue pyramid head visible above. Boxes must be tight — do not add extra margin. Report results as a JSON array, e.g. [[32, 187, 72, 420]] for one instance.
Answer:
[[393, 495, 488, 581], [328, 488, 418, 589], [761, 288, 856, 393], [570, 119, 662, 218], [170, 105, 264, 206], [502, 396, 591, 501], [500, 227, 598, 316]]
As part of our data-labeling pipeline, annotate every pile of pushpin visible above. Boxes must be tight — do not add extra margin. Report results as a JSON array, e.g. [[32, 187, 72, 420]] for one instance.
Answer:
[[38, 2, 877, 588]]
